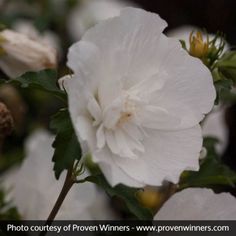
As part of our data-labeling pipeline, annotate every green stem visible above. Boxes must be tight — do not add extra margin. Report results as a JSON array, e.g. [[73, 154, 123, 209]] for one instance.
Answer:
[[39, 166, 75, 236]]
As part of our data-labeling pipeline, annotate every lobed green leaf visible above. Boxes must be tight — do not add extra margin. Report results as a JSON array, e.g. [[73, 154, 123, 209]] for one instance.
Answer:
[[50, 109, 81, 179]]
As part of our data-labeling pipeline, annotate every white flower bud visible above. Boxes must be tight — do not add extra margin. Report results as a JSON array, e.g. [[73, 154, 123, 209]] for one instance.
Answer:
[[0, 29, 57, 78], [13, 20, 62, 59]]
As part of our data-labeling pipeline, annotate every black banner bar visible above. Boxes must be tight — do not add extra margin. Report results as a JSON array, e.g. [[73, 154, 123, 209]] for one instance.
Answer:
[[0, 221, 235, 236]]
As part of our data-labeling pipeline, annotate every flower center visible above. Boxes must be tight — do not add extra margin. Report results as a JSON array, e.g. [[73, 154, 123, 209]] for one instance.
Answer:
[[116, 111, 133, 127], [87, 92, 145, 159]]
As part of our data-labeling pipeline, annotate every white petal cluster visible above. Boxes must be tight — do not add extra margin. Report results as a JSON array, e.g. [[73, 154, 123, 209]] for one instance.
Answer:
[[4, 130, 114, 220], [64, 8, 216, 187], [68, 0, 136, 40], [155, 188, 236, 220], [0, 29, 57, 78]]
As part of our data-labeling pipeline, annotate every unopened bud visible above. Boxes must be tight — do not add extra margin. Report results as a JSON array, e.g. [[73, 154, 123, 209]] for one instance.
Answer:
[[0, 102, 14, 137], [0, 29, 57, 78], [189, 31, 209, 58], [137, 187, 164, 209]]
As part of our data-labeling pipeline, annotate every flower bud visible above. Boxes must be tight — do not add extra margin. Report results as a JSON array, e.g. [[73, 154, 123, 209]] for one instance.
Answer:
[[0, 29, 57, 78], [137, 188, 164, 209], [0, 102, 14, 137], [189, 31, 209, 58]]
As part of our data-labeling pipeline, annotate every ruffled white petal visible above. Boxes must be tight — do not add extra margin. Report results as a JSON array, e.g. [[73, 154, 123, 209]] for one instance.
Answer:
[[153, 36, 216, 129], [112, 125, 202, 186], [82, 8, 168, 103], [94, 147, 144, 187], [155, 188, 236, 220], [65, 76, 97, 151], [75, 116, 97, 151], [67, 41, 102, 94]]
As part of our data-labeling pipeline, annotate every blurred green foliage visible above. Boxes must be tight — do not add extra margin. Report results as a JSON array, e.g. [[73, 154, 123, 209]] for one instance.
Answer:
[[179, 137, 236, 191], [0, 188, 21, 220]]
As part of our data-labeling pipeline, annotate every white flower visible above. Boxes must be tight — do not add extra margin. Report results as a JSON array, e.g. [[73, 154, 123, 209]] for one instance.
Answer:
[[4, 130, 102, 220], [63, 8, 216, 187], [13, 20, 62, 59], [0, 29, 57, 78], [68, 0, 137, 40], [154, 188, 236, 220]]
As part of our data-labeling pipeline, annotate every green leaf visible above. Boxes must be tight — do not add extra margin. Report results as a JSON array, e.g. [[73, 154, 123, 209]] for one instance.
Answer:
[[214, 77, 233, 104], [50, 109, 81, 179], [9, 69, 66, 101], [212, 51, 236, 104], [217, 51, 236, 82], [84, 174, 153, 220], [180, 39, 187, 51], [179, 137, 236, 190]]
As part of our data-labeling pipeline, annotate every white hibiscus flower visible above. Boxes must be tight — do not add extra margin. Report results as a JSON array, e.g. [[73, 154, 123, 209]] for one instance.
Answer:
[[155, 188, 236, 220], [4, 130, 112, 220], [13, 20, 62, 58], [0, 29, 57, 78], [67, 0, 137, 40], [62, 8, 216, 187]]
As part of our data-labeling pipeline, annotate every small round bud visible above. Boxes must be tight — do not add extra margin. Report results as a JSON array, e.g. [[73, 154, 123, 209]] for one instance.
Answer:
[[0, 102, 14, 137], [137, 187, 164, 209]]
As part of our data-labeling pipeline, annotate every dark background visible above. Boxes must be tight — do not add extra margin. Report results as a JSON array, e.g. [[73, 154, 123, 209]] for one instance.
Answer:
[[133, 0, 236, 45]]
